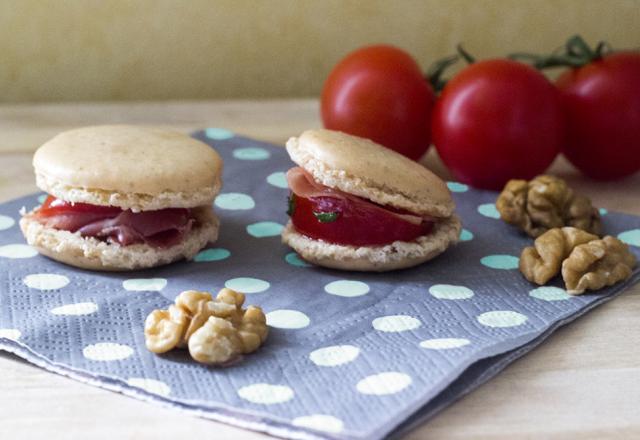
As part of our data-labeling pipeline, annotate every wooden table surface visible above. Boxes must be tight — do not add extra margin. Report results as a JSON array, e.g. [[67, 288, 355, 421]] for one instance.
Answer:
[[0, 100, 638, 440]]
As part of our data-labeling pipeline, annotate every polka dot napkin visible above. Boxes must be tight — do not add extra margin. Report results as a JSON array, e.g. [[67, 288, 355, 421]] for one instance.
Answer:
[[1, 129, 639, 440]]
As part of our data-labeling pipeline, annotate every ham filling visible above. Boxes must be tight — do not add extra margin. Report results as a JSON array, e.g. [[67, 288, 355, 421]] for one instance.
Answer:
[[286, 167, 435, 246], [32, 196, 195, 248]]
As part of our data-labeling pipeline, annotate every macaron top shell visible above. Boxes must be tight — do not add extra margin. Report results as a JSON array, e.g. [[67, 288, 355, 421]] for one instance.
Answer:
[[33, 125, 222, 210], [286, 129, 454, 218]]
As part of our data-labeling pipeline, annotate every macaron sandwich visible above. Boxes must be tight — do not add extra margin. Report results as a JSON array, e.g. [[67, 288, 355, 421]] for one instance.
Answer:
[[282, 129, 461, 271], [20, 125, 222, 271]]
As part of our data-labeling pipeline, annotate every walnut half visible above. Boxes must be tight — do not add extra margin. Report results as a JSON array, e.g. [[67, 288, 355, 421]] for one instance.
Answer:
[[562, 236, 637, 294], [520, 227, 599, 285], [188, 316, 243, 364], [519, 227, 637, 294], [144, 306, 188, 354], [497, 175, 601, 238], [185, 289, 268, 365], [143, 288, 268, 365]]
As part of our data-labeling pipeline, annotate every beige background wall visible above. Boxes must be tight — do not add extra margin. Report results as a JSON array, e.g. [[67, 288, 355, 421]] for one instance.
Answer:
[[1, 0, 638, 102]]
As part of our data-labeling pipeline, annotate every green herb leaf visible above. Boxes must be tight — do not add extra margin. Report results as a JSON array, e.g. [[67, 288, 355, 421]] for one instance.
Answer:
[[286, 195, 296, 216], [313, 211, 339, 223]]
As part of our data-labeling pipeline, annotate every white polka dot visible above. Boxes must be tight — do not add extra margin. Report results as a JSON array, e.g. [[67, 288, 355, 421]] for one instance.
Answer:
[[529, 286, 571, 301], [204, 127, 234, 140], [481, 254, 520, 270], [324, 280, 370, 297], [372, 315, 421, 332], [266, 171, 288, 189], [420, 338, 471, 350], [0, 329, 21, 341], [0, 244, 37, 259], [477, 311, 528, 328], [292, 414, 344, 433], [51, 302, 98, 316], [0, 215, 15, 230], [127, 378, 171, 397], [477, 203, 500, 219], [122, 278, 167, 291], [215, 193, 255, 210], [459, 228, 474, 241], [23, 273, 70, 290], [429, 284, 474, 300], [237, 383, 294, 404], [83, 343, 134, 361], [246, 221, 283, 238], [266, 310, 310, 329], [37, 194, 48, 204], [618, 229, 640, 247], [447, 182, 469, 192], [233, 147, 270, 160], [356, 372, 412, 395], [194, 248, 231, 262], [225, 277, 270, 293], [285, 252, 311, 267], [309, 345, 360, 367]]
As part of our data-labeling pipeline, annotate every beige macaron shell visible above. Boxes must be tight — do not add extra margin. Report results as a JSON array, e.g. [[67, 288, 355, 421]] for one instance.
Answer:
[[33, 125, 222, 210], [287, 129, 454, 218], [282, 215, 461, 272]]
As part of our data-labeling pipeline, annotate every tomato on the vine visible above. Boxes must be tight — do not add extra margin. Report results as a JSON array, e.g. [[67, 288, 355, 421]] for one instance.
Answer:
[[321, 45, 435, 160], [432, 59, 564, 190], [556, 52, 640, 180]]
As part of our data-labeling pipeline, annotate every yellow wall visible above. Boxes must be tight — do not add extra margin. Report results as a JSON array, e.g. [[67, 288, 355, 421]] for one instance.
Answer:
[[1, 0, 638, 102]]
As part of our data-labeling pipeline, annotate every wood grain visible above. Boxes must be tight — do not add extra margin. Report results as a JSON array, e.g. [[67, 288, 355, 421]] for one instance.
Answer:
[[0, 100, 638, 440]]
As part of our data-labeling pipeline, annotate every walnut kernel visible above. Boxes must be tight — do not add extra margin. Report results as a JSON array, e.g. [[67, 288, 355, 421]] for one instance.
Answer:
[[175, 290, 212, 315], [144, 305, 188, 354], [217, 287, 245, 307], [497, 175, 601, 238], [143, 288, 268, 365], [562, 236, 637, 294], [188, 316, 243, 365], [519, 227, 599, 285], [238, 306, 269, 353]]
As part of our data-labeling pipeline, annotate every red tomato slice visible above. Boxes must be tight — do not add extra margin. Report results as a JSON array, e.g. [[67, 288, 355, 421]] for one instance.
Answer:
[[289, 194, 433, 246], [38, 195, 122, 217]]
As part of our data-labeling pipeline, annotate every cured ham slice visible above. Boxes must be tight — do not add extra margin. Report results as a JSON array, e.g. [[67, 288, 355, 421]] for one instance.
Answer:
[[34, 196, 194, 248]]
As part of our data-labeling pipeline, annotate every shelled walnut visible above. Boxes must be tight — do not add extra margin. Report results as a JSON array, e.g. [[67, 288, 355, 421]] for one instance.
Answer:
[[519, 227, 636, 294], [189, 316, 243, 364], [144, 288, 268, 365], [562, 236, 637, 294], [519, 227, 599, 285], [144, 305, 188, 354], [496, 175, 601, 238]]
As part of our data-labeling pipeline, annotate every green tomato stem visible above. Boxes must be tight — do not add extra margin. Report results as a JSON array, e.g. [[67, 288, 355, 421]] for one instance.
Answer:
[[508, 34, 613, 70]]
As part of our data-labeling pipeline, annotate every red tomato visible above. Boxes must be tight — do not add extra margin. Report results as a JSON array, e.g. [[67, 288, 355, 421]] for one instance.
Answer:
[[556, 52, 640, 180], [432, 59, 564, 190], [289, 194, 433, 246], [321, 45, 435, 160]]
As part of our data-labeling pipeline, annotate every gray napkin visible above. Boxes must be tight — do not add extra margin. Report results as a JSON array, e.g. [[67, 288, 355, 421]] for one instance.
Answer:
[[0, 128, 638, 440]]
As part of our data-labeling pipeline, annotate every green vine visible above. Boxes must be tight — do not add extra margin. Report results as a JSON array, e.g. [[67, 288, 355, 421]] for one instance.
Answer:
[[426, 44, 476, 92], [509, 35, 612, 69]]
